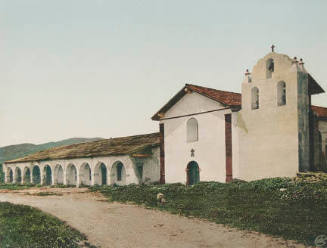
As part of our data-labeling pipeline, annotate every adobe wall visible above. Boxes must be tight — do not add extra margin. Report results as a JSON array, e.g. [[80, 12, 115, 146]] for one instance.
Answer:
[[161, 92, 240, 183], [238, 53, 301, 181]]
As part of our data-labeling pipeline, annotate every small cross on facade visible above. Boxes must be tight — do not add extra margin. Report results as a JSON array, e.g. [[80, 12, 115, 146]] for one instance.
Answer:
[[191, 149, 195, 157], [271, 44, 275, 52]]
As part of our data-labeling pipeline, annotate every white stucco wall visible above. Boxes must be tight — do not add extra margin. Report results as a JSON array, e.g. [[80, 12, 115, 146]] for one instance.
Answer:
[[3, 149, 160, 186], [142, 147, 160, 183], [162, 92, 239, 184], [238, 52, 302, 181]]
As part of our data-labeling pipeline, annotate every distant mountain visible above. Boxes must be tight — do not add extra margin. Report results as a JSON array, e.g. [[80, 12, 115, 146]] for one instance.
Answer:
[[0, 137, 103, 165]]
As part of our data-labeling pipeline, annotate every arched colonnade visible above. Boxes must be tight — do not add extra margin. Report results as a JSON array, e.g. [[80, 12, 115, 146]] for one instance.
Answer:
[[3, 158, 132, 187]]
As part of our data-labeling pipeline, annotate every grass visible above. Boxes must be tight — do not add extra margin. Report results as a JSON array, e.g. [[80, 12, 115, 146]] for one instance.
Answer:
[[34, 192, 63, 196], [0, 183, 41, 190], [90, 175, 327, 246], [0, 183, 78, 190], [0, 202, 89, 248], [50, 184, 77, 188]]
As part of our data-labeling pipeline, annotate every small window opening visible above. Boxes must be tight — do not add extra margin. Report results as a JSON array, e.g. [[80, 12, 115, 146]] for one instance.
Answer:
[[187, 118, 198, 142], [277, 81, 286, 106], [117, 163, 123, 181], [136, 162, 143, 180], [266, 58, 274, 78], [251, 87, 259, 110]]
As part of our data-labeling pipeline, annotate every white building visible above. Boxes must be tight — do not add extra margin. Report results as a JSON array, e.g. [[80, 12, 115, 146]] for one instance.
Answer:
[[152, 51, 327, 184], [3, 133, 160, 186], [3, 50, 327, 186]]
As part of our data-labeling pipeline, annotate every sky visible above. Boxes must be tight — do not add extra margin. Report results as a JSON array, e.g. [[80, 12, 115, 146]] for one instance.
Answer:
[[0, 0, 326, 147]]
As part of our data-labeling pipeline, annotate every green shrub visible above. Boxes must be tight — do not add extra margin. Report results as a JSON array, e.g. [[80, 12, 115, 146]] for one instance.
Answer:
[[0, 202, 87, 247]]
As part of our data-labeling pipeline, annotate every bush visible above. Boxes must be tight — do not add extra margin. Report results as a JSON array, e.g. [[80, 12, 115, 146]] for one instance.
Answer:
[[0, 202, 87, 247]]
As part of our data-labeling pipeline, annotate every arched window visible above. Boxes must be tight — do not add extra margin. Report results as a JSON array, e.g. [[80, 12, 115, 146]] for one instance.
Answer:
[[251, 87, 259, 110], [277, 81, 286, 106], [94, 162, 107, 185], [79, 163, 91, 186], [187, 118, 198, 142], [32, 166, 41, 184], [23, 167, 31, 184], [266, 58, 274, 78], [8, 168, 13, 183], [43, 165, 52, 185], [110, 161, 126, 185], [54, 165, 64, 185], [15, 167, 22, 184], [66, 164, 77, 186], [117, 163, 123, 181]]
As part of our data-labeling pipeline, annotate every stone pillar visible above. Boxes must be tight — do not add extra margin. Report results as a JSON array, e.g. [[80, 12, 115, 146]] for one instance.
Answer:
[[107, 165, 112, 185], [28, 166, 33, 184], [12, 168, 16, 184], [90, 165, 95, 186], [22, 169, 25, 184], [63, 165, 67, 185], [40, 166, 44, 185], [76, 168, 80, 188], [51, 167, 55, 186]]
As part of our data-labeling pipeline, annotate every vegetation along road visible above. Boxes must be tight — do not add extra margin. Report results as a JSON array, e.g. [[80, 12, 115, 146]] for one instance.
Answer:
[[0, 184, 311, 248]]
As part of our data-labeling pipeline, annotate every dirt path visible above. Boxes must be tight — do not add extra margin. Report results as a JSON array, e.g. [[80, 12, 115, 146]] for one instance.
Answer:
[[0, 188, 307, 248]]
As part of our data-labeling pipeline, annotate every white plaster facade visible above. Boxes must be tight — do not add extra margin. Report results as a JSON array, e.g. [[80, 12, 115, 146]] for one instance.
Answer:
[[160, 92, 240, 183], [238, 53, 304, 181]]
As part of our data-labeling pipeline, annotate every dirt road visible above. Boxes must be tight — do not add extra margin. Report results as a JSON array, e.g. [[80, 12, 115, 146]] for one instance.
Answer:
[[0, 188, 306, 248]]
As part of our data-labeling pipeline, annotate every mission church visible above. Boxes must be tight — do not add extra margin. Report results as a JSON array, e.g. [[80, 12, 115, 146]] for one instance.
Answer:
[[3, 48, 327, 186]]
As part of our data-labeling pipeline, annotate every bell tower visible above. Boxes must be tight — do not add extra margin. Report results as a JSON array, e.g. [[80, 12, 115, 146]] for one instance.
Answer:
[[238, 47, 312, 180]]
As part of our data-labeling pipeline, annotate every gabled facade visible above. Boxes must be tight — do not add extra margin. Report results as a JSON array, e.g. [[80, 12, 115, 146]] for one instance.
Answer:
[[153, 51, 326, 184], [152, 86, 241, 184]]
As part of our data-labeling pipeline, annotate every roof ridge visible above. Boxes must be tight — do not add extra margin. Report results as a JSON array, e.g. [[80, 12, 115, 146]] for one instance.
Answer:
[[311, 105, 327, 109], [185, 83, 241, 95]]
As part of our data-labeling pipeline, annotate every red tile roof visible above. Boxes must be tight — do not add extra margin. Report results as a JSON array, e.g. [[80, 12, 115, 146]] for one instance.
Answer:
[[152, 84, 241, 121], [186, 84, 241, 106], [311, 105, 327, 119]]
